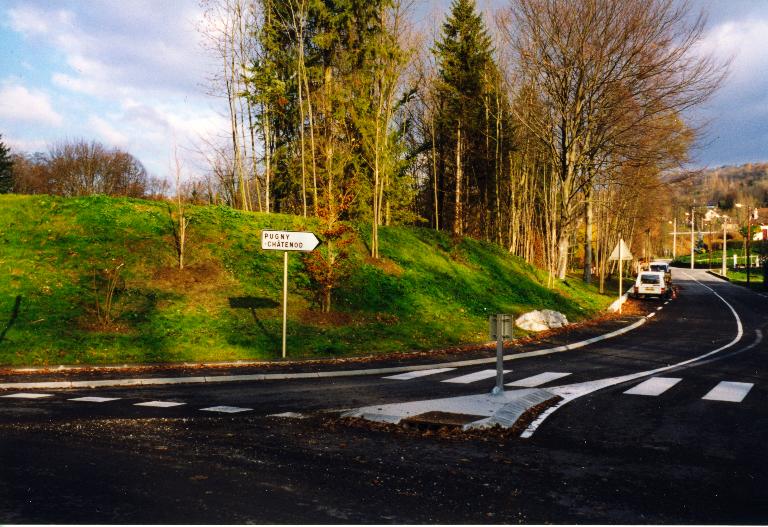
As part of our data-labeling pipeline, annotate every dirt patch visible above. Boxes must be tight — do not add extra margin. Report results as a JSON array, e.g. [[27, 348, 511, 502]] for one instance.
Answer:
[[151, 261, 227, 292], [364, 256, 404, 277], [300, 309, 353, 327]]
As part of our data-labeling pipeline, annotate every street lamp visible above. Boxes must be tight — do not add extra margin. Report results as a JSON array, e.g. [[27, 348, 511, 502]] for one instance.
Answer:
[[747, 207, 759, 286], [721, 215, 729, 277]]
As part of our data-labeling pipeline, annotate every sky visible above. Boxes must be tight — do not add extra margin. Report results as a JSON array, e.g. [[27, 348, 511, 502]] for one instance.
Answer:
[[0, 0, 766, 183]]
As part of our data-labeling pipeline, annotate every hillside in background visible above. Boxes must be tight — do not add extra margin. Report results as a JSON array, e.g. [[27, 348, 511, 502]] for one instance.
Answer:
[[672, 163, 768, 209], [0, 195, 616, 367]]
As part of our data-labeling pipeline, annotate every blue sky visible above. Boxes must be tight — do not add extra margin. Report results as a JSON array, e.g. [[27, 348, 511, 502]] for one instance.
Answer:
[[0, 0, 766, 183]]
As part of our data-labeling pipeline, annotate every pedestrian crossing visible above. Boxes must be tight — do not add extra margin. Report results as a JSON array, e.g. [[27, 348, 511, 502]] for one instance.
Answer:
[[383, 367, 759, 404], [624, 377, 682, 396], [0, 372, 760, 415]]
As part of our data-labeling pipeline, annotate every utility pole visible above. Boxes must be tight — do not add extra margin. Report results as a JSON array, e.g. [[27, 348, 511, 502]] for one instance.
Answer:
[[672, 217, 677, 259], [722, 217, 727, 277], [690, 206, 695, 270]]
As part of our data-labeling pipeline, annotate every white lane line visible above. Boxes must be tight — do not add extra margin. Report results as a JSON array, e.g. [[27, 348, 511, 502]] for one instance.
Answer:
[[200, 406, 252, 414], [646, 312, 655, 318], [134, 401, 186, 408], [656, 307, 663, 311], [624, 377, 682, 396], [442, 369, 510, 384], [521, 271, 744, 439], [1, 393, 53, 399], [702, 381, 753, 403], [384, 368, 456, 380], [69, 396, 121, 403], [506, 372, 571, 388]]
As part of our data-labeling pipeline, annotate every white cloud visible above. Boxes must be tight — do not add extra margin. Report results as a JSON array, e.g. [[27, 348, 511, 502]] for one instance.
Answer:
[[87, 115, 128, 147], [0, 82, 63, 127], [696, 19, 768, 90]]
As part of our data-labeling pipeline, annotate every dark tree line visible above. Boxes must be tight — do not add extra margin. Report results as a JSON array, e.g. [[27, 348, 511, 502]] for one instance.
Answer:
[[3, 139, 166, 198]]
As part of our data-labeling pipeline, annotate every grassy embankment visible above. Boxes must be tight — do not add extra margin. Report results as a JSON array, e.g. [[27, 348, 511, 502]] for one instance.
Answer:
[[0, 194, 618, 367]]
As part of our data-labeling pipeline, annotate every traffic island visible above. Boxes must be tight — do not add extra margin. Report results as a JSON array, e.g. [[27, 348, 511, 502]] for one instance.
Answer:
[[341, 389, 562, 434]]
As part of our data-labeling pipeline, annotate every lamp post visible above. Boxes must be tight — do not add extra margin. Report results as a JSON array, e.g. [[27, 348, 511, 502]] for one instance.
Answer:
[[689, 207, 695, 270], [722, 215, 728, 277], [747, 207, 758, 286]]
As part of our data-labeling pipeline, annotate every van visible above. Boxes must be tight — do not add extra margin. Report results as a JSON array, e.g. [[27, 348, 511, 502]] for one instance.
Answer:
[[633, 271, 670, 299]]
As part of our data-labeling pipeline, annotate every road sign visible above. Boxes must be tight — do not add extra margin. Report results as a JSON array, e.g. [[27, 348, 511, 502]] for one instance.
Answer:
[[261, 230, 320, 359], [261, 230, 320, 252], [489, 314, 513, 340], [489, 314, 513, 396], [608, 239, 633, 261]]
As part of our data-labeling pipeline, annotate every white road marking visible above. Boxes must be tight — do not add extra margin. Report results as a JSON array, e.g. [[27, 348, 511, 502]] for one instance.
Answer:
[[506, 372, 571, 388], [1, 393, 53, 399], [69, 396, 121, 403], [442, 369, 510, 384], [656, 307, 663, 311], [134, 401, 186, 408], [384, 368, 456, 380], [702, 381, 753, 403], [646, 312, 655, 318], [624, 377, 682, 396], [521, 271, 744, 439], [200, 405, 252, 414]]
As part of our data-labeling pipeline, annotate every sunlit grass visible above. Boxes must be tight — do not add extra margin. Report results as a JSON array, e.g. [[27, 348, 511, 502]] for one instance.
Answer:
[[0, 194, 618, 366]]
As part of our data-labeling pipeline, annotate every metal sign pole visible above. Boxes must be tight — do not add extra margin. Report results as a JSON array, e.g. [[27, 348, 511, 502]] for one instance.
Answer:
[[618, 235, 623, 315], [282, 251, 288, 359], [261, 230, 320, 360], [494, 316, 504, 395]]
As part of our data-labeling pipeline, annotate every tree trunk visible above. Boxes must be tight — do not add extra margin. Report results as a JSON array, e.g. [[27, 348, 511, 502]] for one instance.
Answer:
[[453, 120, 463, 237]]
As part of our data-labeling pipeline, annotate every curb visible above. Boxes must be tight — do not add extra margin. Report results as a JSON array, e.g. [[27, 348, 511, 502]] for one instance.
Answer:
[[0, 316, 649, 391]]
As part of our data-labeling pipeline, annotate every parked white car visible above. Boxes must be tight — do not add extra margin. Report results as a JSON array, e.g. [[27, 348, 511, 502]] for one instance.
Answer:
[[648, 260, 672, 287], [632, 271, 671, 299]]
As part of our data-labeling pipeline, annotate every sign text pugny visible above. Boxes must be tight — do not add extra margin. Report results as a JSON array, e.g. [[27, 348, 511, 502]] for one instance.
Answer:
[[261, 230, 320, 252]]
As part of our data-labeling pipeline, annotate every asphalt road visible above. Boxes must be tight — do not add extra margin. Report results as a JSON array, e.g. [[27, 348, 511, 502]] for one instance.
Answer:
[[0, 268, 766, 523]]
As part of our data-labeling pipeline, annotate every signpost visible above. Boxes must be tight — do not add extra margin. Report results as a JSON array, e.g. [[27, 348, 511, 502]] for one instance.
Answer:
[[489, 314, 512, 395], [261, 230, 320, 358], [609, 237, 633, 314]]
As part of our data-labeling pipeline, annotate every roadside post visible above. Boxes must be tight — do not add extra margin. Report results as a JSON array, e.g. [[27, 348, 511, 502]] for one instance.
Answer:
[[609, 237, 634, 314], [261, 230, 320, 358], [489, 314, 512, 395]]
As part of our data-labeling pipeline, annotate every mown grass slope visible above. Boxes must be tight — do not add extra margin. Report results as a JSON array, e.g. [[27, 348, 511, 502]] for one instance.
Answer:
[[0, 194, 615, 366]]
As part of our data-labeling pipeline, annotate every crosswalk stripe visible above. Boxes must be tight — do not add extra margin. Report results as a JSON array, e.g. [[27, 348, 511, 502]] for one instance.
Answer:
[[506, 372, 571, 388], [702, 381, 753, 402], [134, 401, 186, 408], [69, 397, 121, 403], [624, 377, 682, 396], [1, 393, 53, 399], [200, 406, 252, 414], [442, 369, 510, 384], [384, 368, 456, 380]]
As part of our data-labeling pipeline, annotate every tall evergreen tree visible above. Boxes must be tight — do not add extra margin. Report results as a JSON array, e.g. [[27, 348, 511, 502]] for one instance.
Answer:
[[432, 0, 496, 237], [0, 135, 14, 194]]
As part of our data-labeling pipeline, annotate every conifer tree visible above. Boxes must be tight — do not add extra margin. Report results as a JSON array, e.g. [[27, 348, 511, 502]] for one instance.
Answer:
[[432, 0, 496, 237], [0, 135, 13, 194]]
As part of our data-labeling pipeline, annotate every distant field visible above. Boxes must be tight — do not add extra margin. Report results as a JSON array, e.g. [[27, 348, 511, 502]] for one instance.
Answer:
[[0, 194, 617, 367]]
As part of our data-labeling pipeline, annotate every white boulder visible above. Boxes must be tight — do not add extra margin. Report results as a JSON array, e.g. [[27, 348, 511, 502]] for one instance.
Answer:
[[515, 309, 569, 332]]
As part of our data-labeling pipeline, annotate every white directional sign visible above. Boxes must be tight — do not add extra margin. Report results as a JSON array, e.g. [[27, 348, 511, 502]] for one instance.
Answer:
[[261, 230, 320, 252], [608, 239, 633, 261]]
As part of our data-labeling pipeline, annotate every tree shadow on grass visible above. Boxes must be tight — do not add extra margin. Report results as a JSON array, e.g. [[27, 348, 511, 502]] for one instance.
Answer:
[[229, 296, 279, 341], [0, 295, 22, 344]]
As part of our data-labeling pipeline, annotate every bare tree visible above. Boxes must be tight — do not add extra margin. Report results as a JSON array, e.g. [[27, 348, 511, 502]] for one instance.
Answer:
[[501, 0, 727, 279]]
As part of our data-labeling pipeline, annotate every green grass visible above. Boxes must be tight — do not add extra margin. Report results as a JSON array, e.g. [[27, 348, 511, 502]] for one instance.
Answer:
[[0, 194, 618, 366]]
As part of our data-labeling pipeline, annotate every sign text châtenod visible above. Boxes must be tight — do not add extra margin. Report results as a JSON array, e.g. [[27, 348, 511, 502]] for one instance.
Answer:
[[261, 230, 320, 252]]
